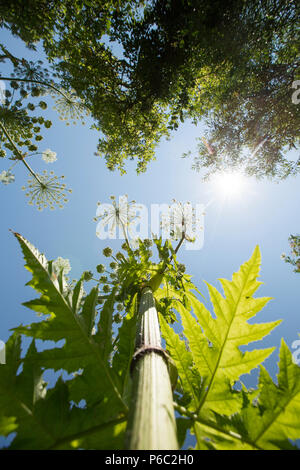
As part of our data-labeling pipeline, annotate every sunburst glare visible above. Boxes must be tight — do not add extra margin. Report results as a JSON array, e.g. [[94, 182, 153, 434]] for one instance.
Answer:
[[213, 171, 248, 199]]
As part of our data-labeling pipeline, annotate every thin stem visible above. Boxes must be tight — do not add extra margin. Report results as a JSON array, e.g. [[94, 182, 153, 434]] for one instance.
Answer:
[[0, 121, 44, 185], [119, 218, 131, 250], [6, 159, 19, 172], [168, 234, 185, 268], [21, 152, 42, 158]]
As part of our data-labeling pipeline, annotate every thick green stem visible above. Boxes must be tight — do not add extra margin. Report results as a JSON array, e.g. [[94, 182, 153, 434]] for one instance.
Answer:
[[126, 287, 178, 450]]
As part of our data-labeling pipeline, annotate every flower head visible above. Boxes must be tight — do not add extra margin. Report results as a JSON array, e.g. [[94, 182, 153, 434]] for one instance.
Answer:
[[22, 170, 71, 210], [0, 170, 15, 185], [82, 270, 93, 281], [95, 195, 141, 239], [42, 148, 57, 163], [143, 239, 153, 248], [116, 252, 124, 262], [113, 313, 122, 324], [96, 264, 106, 273], [53, 256, 71, 275], [177, 263, 186, 273], [161, 201, 195, 241], [103, 247, 113, 257], [52, 88, 90, 125]]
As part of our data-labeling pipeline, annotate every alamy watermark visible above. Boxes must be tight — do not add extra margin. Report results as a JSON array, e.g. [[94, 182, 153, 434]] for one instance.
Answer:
[[292, 80, 300, 105], [0, 80, 5, 105], [292, 338, 300, 365], [95, 195, 205, 250], [0, 340, 5, 365]]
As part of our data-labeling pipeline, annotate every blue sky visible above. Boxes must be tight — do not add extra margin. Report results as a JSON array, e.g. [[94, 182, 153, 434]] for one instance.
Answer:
[[1, 30, 300, 447]]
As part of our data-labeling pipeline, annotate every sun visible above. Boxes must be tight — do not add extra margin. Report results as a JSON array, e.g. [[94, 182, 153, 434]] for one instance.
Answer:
[[213, 171, 248, 199]]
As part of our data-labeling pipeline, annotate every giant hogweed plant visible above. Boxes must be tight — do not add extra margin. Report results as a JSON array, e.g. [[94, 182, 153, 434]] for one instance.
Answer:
[[0, 226, 300, 449]]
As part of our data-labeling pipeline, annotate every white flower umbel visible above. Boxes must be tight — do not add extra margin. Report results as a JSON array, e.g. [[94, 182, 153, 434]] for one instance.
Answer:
[[95, 195, 142, 241], [52, 88, 90, 125], [42, 149, 57, 163], [22, 170, 72, 211], [53, 256, 71, 275], [0, 169, 15, 185], [161, 201, 195, 241]]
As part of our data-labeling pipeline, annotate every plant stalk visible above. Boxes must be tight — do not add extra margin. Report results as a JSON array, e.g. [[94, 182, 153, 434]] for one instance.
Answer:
[[125, 286, 178, 450]]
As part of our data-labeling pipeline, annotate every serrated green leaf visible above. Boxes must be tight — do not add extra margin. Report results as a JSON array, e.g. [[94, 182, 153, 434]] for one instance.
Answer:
[[81, 286, 98, 337], [0, 333, 49, 448], [112, 294, 138, 400], [176, 418, 191, 449], [72, 280, 84, 313], [170, 246, 280, 416], [160, 317, 202, 409], [191, 342, 300, 450], [5, 373, 126, 450], [12, 233, 126, 414], [0, 333, 126, 449], [94, 287, 117, 361], [242, 340, 300, 449]]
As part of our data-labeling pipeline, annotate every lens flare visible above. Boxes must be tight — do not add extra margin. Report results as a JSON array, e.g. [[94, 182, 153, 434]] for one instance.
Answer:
[[213, 171, 247, 198]]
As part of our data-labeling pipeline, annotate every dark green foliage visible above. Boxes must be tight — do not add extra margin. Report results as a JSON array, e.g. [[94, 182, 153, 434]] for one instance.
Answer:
[[1, 1, 298, 177]]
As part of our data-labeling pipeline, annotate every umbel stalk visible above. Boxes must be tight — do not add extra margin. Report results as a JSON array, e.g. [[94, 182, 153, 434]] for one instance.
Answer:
[[126, 287, 179, 450]]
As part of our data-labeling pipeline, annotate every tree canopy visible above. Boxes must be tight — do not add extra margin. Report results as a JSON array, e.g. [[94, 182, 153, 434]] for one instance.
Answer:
[[1, 0, 299, 177]]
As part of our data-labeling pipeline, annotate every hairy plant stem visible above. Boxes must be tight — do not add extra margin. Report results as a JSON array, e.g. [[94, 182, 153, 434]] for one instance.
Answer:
[[125, 287, 178, 450]]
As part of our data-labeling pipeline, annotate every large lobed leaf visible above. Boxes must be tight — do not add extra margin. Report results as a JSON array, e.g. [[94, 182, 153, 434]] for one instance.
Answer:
[[161, 246, 280, 417], [192, 341, 300, 450], [0, 233, 128, 449], [0, 334, 126, 449], [161, 247, 300, 449], [243, 339, 300, 449], [12, 232, 124, 404], [112, 294, 138, 404]]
